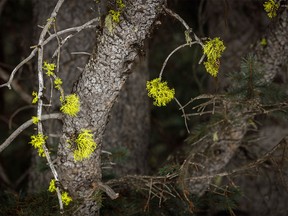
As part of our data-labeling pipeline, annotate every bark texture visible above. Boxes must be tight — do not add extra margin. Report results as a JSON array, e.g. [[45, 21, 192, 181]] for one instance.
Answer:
[[57, 1, 164, 214]]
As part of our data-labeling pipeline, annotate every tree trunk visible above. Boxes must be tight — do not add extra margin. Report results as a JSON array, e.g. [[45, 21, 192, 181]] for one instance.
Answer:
[[57, 1, 164, 214]]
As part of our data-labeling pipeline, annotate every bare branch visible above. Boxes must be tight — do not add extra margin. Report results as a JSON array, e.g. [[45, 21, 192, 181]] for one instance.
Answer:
[[0, 67, 32, 103], [0, 113, 63, 154], [174, 97, 190, 133], [97, 182, 119, 200], [0, 18, 99, 89], [159, 43, 192, 79]]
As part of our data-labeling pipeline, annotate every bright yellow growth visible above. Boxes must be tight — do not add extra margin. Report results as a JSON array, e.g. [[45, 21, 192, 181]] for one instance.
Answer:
[[54, 77, 63, 90], [203, 61, 220, 78], [48, 179, 73, 206], [146, 78, 175, 107], [74, 129, 97, 161], [60, 94, 80, 117], [109, 10, 121, 23], [30, 133, 47, 157], [116, 0, 125, 9], [260, 38, 267, 46], [48, 179, 56, 192], [108, 0, 125, 23], [32, 116, 39, 124], [61, 192, 73, 206], [203, 37, 225, 77], [43, 61, 56, 76], [32, 91, 38, 104], [264, 0, 279, 18]]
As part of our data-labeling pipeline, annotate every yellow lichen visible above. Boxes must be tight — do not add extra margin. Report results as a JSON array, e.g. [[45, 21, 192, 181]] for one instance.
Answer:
[[203, 37, 225, 77], [48, 179, 73, 206], [146, 78, 175, 107], [109, 10, 121, 23], [73, 129, 97, 161], [116, 0, 125, 9], [29, 133, 47, 157], [263, 0, 279, 18], [61, 192, 73, 206], [54, 77, 63, 90], [260, 38, 267, 46], [32, 91, 38, 104], [32, 116, 39, 124], [43, 61, 56, 77], [60, 94, 80, 117], [48, 179, 56, 193]]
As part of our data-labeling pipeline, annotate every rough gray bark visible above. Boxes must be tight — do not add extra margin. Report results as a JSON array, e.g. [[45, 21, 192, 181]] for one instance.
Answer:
[[182, 6, 288, 196], [57, 1, 164, 214], [255, 9, 288, 83]]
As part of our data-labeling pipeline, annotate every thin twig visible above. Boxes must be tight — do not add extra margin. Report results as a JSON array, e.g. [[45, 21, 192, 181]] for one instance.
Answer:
[[0, 67, 33, 103], [159, 43, 191, 79], [174, 97, 190, 133], [0, 18, 99, 89], [71, 52, 92, 56], [98, 182, 119, 200], [144, 178, 153, 212], [162, 5, 202, 44], [35, 1, 65, 211], [0, 113, 63, 154], [162, 6, 190, 31], [9, 105, 35, 129]]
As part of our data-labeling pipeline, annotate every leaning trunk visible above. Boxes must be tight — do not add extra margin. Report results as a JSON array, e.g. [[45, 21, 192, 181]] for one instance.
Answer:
[[57, 1, 164, 214]]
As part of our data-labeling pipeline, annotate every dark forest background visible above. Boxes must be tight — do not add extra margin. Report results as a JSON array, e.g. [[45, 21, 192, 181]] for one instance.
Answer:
[[0, 0, 288, 215]]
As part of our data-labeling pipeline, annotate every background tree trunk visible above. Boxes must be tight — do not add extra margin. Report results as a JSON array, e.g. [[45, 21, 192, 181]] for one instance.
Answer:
[[183, 1, 288, 215], [102, 54, 150, 176]]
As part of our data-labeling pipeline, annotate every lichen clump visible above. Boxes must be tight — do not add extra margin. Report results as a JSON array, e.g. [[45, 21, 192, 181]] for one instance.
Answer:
[[60, 94, 80, 117], [29, 133, 47, 157], [203, 37, 226, 77], [48, 179, 73, 206], [263, 0, 279, 18], [146, 78, 175, 107], [73, 129, 97, 161], [43, 61, 56, 76], [32, 91, 38, 104]]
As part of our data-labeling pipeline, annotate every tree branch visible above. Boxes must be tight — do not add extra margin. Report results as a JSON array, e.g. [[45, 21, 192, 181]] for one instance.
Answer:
[[0, 113, 63, 153]]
